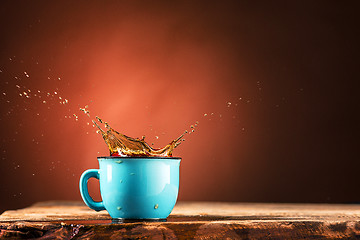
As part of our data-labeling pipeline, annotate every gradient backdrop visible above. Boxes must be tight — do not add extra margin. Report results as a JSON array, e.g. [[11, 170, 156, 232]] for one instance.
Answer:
[[0, 1, 359, 214]]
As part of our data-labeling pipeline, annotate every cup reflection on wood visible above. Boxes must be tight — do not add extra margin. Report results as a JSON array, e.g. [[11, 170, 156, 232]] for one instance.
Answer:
[[79, 157, 181, 220]]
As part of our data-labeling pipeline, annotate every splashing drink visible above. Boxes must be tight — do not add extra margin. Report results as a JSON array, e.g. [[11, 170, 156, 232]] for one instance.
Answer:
[[92, 116, 186, 157], [79, 107, 194, 220]]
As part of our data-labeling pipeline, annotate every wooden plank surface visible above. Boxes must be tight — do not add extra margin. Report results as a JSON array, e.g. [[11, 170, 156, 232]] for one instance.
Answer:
[[1, 201, 360, 239]]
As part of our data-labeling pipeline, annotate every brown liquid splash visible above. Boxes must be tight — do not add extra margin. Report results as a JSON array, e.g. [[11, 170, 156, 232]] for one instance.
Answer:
[[80, 106, 189, 157], [93, 117, 186, 157]]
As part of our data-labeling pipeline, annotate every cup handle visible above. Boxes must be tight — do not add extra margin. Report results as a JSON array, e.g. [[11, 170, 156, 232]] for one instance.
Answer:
[[79, 169, 105, 211]]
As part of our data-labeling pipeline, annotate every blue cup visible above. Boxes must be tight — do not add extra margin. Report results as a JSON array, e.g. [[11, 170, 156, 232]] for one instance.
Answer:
[[79, 157, 181, 220]]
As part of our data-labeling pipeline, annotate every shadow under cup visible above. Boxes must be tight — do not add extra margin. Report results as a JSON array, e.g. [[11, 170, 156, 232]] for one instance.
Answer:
[[80, 157, 181, 220]]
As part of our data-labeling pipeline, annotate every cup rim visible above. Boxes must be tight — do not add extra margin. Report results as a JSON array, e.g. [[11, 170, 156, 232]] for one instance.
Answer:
[[97, 156, 181, 160]]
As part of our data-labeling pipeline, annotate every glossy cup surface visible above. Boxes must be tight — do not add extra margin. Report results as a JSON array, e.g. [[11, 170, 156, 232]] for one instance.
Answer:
[[80, 157, 180, 219]]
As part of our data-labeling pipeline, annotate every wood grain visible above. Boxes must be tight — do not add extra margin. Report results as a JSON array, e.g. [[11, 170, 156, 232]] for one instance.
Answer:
[[1, 201, 360, 239]]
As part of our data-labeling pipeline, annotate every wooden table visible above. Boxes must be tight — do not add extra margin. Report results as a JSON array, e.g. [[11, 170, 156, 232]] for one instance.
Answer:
[[1, 201, 360, 239]]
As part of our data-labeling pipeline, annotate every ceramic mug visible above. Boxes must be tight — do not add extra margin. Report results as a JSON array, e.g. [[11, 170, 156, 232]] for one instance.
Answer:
[[79, 157, 181, 220]]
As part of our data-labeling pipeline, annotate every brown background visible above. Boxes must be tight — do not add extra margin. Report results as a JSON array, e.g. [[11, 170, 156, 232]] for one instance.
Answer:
[[0, 1, 359, 214]]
